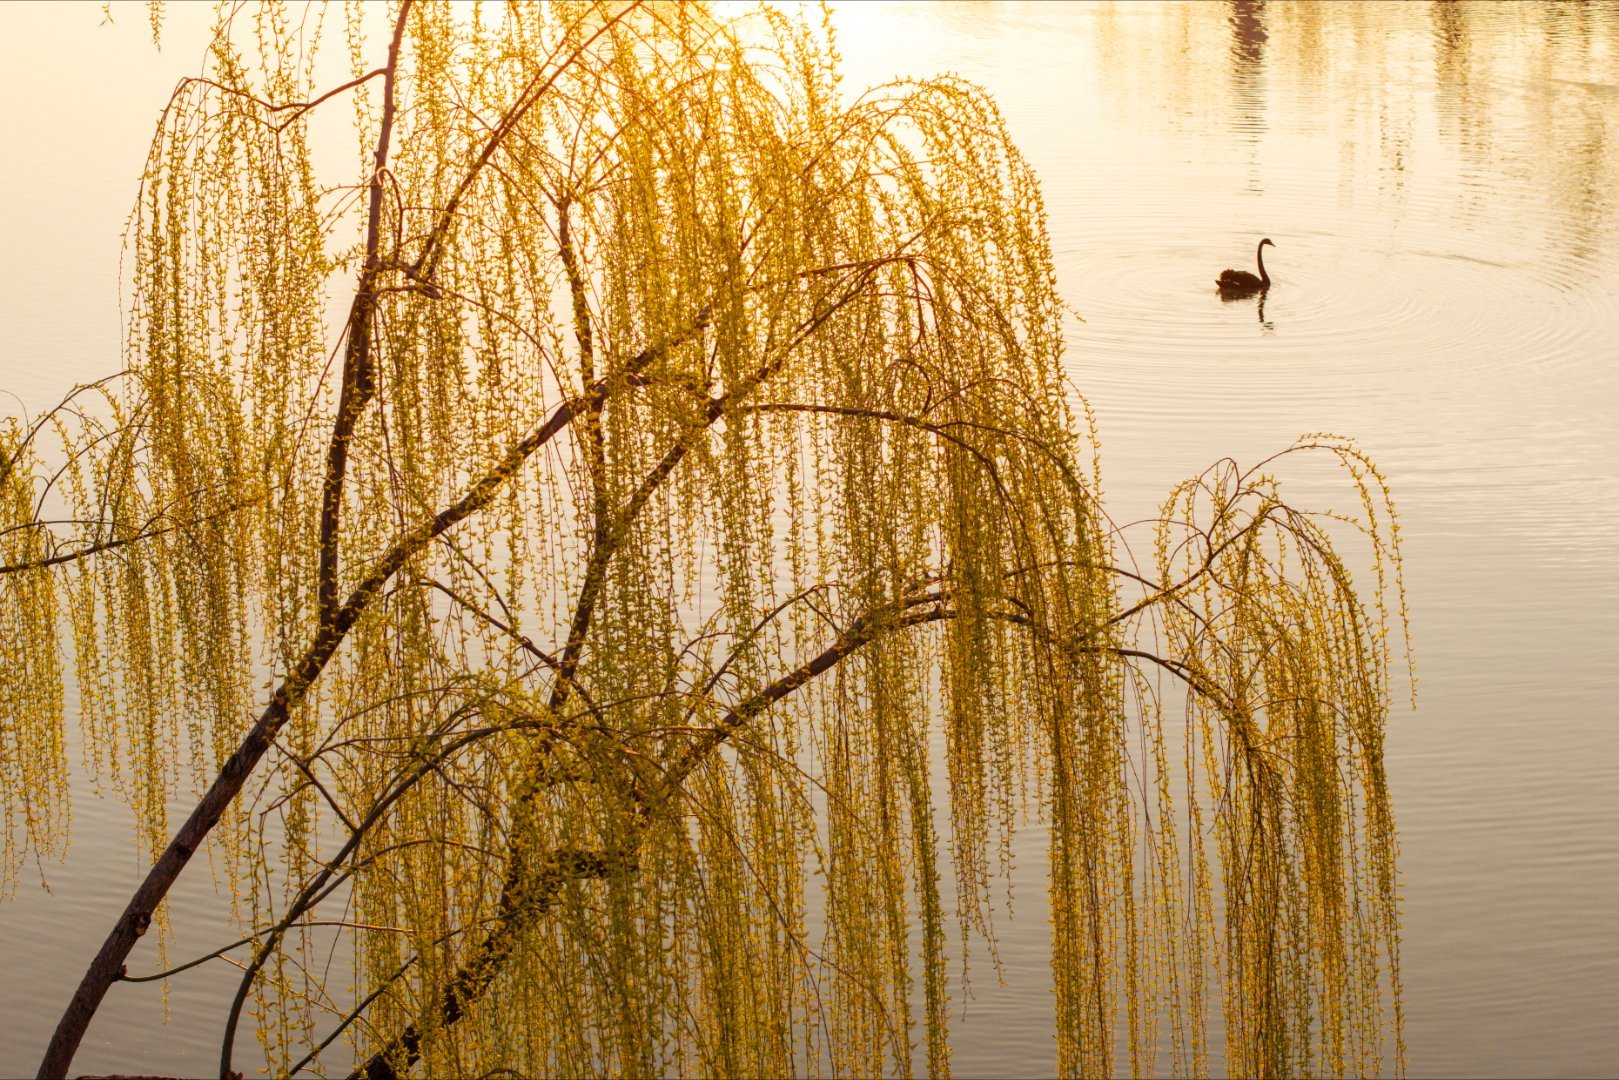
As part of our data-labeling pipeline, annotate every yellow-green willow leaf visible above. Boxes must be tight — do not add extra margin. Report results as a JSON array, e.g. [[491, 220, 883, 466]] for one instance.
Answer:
[[13, 5, 1408, 1078]]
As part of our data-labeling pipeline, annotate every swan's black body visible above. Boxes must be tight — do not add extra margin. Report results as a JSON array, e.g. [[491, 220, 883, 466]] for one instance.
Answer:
[[1218, 238, 1274, 295]]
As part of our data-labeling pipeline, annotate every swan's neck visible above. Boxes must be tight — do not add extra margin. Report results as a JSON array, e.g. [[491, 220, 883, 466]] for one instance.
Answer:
[[1256, 242, 1270, 287]]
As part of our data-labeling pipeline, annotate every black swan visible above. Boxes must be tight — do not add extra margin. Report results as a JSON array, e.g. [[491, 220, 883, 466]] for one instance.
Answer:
[[1217, 238, 1274, 295]]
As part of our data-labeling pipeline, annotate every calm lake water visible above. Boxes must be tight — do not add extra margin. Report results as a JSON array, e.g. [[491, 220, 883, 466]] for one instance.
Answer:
[[3, 2, 1617, 1076]]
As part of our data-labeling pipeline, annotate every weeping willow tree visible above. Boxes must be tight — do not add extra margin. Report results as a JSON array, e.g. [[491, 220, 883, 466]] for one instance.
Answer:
[[4, 3, 1409, 1077]]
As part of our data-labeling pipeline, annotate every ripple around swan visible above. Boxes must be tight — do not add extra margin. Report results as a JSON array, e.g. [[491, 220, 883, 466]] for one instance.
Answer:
[[1049, 144, 1619, 394], [1057, 226, 1619, 391]]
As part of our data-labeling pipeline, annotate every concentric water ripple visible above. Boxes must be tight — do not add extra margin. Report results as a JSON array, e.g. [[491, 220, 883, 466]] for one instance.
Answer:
[[1055, 172, 1619, 399]]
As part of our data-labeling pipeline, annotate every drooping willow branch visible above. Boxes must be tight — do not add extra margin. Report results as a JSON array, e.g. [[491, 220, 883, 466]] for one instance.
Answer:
[[22, 7, 1407, 1078], [331, 393, 1275, 1075], [34, 296, 713, 1077], [39, 225, 888, 1077], [342, 583, 953, 1080], [314, 0, 415, 625], [310, 383, 1341, 1075], [336, 549, 1279, 1079], [217, 696, 571, 1078]]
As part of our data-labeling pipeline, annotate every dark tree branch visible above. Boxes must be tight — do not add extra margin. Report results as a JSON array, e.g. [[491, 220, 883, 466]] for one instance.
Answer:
[[329, 540, 1261, 1077], [410, 2, 644, 284], [36, 302, 712, 1078], [343, 584, 948, 1080], [346, 849, 634, 1080], [315, 2, 414, 626], [0, 500, 253, 575]]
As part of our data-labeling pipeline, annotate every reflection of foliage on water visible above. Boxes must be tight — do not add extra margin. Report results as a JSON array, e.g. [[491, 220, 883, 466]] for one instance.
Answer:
[[5, 3, 1411, 1077], [1083, 0, 1619, 257]]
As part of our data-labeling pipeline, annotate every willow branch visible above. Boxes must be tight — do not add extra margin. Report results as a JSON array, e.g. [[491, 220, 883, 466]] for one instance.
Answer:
[[35, 302, 711, 1079], [658, 591, 955, 799], [342, 587, 949, 1080], [411, 2, 644, 283], [219, 713, 499, 1078], [336, 560, 1262, 1077], [0, 500, 254, 575], [167, 67, 388, 133], [345, 848, 633, 1080], [315, 0, 413, 625]]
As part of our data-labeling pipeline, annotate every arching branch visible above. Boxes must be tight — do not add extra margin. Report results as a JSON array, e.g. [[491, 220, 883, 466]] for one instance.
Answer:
[[35, 303, 713, 1079]]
